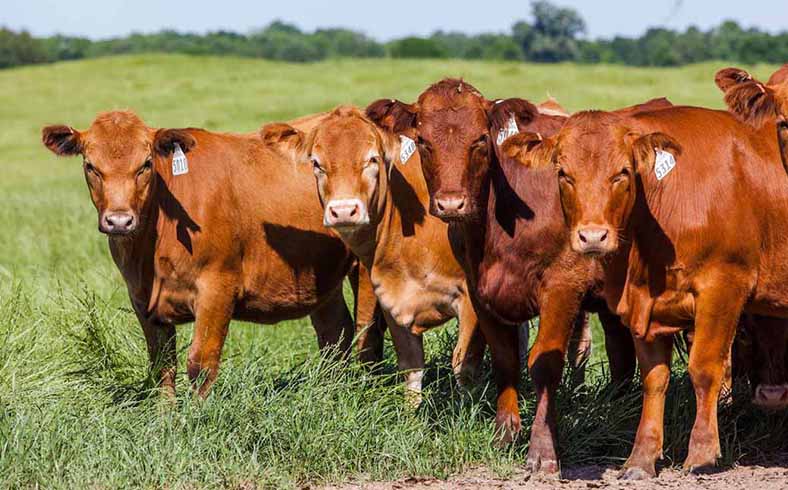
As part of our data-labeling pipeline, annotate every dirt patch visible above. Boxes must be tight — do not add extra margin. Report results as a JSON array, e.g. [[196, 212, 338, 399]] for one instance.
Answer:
[[317, 462, 788, 490]]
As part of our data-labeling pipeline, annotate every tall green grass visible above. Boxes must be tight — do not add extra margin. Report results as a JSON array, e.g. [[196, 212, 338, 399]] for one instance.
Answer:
[[0, 55, 784, 488]]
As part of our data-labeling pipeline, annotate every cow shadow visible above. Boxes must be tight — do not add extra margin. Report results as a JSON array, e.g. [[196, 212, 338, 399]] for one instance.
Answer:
[[156, 175, 202, 254]]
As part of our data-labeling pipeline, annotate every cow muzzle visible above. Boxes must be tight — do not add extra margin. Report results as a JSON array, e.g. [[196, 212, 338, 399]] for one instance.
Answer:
[[100, 211, 138, 235], [753, 383, 788, 410], [323, 198, 369, 229], [573, 225, 616, 255], [431, 192, 471, 222]]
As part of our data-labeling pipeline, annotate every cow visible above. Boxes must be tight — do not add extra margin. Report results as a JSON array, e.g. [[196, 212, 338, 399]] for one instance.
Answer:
[[41, 110, 383, 398], [715, 65, 788, 408], [507, 102, 788, 478], [363, 79, 672, 475], [259, 106, 491, 406]]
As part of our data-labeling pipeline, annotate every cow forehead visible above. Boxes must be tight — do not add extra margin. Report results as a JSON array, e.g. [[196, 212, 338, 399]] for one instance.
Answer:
[[83, 111, 153, 162], [558, 121, 629, 173], [419, 106, 488, 142], [313, 117, 378, 159]]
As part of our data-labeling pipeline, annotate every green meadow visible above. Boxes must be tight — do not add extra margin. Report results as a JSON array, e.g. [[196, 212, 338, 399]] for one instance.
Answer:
[[0, 54, 785, 489]]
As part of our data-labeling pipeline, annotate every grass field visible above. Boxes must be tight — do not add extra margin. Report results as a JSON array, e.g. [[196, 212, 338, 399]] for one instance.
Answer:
[[0, 55, 786, 489]]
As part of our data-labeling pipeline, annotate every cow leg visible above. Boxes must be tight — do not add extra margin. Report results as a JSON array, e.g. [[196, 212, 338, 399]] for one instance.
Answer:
[[387, 314, 425, 406], [620, 334, 673, 480], [348, 261, 385, 365], [136, 308, 177, 400], [452, 294, 487, 387], [477, 314, 521, 444], [683, 282, 745, 473], [187, 277, 235, 398], [566, 312, 592, 385], [310, 284, 355, 357], [525, 288, 580, 475], [598, 308, 636, 389]]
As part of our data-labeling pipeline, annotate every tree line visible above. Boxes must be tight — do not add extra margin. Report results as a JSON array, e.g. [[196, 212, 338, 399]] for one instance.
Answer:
[[2, 1, 786, 70]]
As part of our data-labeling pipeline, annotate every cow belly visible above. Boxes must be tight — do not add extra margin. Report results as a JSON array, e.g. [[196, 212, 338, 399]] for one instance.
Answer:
[[372, 276, 462, 330]]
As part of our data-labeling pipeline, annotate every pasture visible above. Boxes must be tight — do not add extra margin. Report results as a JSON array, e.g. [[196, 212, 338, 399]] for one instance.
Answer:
[[0, 55, 786, 489]]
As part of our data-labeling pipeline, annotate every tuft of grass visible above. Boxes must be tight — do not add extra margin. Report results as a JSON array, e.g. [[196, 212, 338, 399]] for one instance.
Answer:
[[0, 55, 785, 488]]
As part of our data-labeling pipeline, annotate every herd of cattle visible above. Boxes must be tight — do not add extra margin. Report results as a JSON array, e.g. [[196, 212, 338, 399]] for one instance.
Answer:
[[40, 64, 788, 480]]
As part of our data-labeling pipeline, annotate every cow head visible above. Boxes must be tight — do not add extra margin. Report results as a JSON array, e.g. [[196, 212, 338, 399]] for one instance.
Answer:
[[41, 111, 195, 236], [505, 111, 681, 256], [366, 79, 542, 222], [261, 106, 398, 234]]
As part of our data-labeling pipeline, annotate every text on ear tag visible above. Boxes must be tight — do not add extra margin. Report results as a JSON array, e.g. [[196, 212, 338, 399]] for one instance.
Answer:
[[399, 135, 416, 164], [654, 148, 676, 181], [496, 114, 519, 146], [172, 142, 189, 176]]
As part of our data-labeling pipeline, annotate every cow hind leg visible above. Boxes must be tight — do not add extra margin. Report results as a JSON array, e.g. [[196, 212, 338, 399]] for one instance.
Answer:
[[310, 284, 355, 358], [620, 334, 673, 480], [598, 309, 636, 390], [683, 277, 747, 473]]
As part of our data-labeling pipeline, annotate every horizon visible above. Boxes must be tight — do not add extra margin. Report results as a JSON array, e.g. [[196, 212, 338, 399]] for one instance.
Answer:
[[4, 0, 787, 42]]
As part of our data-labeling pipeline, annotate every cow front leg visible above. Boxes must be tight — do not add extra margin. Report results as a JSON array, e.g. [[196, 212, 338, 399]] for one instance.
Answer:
[[620, 334, 672, 480], [566, 312, 592, 385], [598, 308, 636, 389], [684, 278, 746, 473], [525, 288, 580, 476], [387, 314, 425, 406], [137, 310, 177, 400], [452, 293, 486, 387], [477, 313, 521, 445], [310, 284, 355, 358], [187, 275, 235, 398], [349, 261, 385, 366]]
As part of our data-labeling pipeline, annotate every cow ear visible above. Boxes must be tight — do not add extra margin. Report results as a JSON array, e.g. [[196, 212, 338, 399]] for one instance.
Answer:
[[714, 67, 753, 93], [715, 67, 777, 128], [42, 125, 82, 156], [488, 98, 539, 136], [154, 129, 196, 157], [500, 132, 554, 169], [260, 123, 307, 162], [365, 99, 417, 135], [629, 132, 682, 175]]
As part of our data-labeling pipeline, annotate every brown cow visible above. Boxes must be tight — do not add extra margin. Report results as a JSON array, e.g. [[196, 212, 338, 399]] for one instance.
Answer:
[[260, 106, 491, 405], [364, 80, 672, 474], [41, 110, 382, 397], [509, 104, 788, 478], [715, 65, 788, 408]]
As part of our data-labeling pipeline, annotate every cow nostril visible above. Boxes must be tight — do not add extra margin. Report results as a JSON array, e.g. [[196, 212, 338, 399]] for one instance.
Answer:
[[599, 230, 608, 242], [457, 200, 465, 211], [578, 232, 587, 243], [349, 207, 357, 217], [436, 200, 445, 212]]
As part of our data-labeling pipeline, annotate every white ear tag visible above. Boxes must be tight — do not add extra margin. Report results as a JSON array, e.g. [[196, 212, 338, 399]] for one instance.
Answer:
[[654, 148, 676, 181], [399, 135, 416, 164], [172, 142, 189, 176], [496, 114, 519, 146]]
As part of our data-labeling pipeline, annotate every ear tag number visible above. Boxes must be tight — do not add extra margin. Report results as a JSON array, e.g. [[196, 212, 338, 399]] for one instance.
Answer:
[[172, 142, 189, 176], [399, 135, 416, 164], [654, 148, 675, 181], [496, 114, 519, 146]]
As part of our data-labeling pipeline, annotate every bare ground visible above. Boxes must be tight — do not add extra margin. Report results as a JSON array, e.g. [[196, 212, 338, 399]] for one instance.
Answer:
[[317, 459, 788, 490]]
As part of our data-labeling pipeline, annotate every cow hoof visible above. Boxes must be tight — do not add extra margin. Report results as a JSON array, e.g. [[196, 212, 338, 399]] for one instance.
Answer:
[[494, 412, 521, 446], [525, 455, 559, 476], [619, 466, 653, 480], [683, 460, 717, 475]]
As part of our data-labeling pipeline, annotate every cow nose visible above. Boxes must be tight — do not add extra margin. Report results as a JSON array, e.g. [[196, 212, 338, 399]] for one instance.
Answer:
[[102, 212, 136, 234], [433, 194, 468, 220], [754, 384, 788, 409], [576, 227, 610, 253], [324, 198, 368, 228]]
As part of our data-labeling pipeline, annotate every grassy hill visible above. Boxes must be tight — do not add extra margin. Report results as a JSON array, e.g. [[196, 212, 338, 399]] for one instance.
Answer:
[[0, 55, 784, 489]]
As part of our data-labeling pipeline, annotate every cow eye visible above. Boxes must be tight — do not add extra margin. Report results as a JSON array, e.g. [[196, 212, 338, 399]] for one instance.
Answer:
[[368, 155, 381, 166], [612, 168, 630, 184], [84, 161, 96, 174], [138, 158, 153, 174], [311, 157, 324, 174]]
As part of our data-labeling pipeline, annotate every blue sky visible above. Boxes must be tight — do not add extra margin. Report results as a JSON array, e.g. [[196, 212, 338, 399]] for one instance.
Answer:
[[2, 0, 785, 40]]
